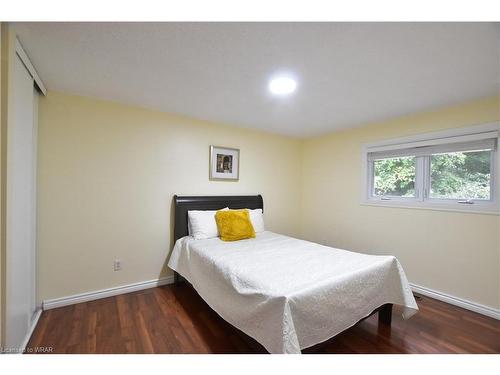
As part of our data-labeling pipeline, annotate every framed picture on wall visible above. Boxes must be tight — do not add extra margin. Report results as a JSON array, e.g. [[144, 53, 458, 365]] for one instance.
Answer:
[[209, 145, 240, 181]]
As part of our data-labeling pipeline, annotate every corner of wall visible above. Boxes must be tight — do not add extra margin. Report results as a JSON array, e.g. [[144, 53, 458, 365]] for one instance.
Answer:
[[297, 136, 307, 239]]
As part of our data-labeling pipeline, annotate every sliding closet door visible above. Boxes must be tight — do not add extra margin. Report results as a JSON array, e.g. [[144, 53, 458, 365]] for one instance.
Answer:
[[5, 54, 38, 349]]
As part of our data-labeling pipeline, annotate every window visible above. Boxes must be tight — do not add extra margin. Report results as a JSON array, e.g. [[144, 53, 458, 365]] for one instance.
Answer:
[[362, 123, 499, 213], [373, 156, 416, 198], [429, 150, 492, 200]]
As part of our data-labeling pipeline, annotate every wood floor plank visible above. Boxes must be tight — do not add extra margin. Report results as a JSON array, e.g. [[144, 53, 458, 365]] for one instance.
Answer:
[[26, 285, 500, 354]]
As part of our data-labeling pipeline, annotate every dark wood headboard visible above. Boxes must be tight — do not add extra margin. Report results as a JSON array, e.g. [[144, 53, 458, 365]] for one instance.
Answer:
[[173, 195, 264, 243]]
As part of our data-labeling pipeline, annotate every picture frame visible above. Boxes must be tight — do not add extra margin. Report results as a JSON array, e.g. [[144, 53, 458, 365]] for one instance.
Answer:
[[209, 145, 240, 181]]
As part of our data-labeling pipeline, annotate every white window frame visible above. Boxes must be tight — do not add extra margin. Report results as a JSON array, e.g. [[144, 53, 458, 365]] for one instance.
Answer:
[[361, 122, 500, 215]]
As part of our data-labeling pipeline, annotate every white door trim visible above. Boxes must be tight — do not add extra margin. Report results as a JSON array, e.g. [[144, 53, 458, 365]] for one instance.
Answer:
[[15, 38, 46, 95]]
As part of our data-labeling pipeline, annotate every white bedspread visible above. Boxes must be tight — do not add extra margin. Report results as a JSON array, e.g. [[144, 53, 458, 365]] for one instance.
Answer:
[[168, 231, 418, 354]]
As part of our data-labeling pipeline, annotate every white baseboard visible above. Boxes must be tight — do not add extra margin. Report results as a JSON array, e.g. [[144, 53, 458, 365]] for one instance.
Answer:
[[410, 283, 500, 320], [42, 275, 175, 310], [17, 309, 42, 354], [41, 276, 499, 321]]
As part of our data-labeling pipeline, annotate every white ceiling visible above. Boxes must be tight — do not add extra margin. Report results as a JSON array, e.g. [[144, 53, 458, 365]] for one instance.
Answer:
[[13, 22, 500, 137]]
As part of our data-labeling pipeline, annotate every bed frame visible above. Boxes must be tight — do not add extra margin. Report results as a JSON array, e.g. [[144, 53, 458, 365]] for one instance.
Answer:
[[173, 194, 264, 242], [173, 194, 264, 285], [171, 194, 392, 351]]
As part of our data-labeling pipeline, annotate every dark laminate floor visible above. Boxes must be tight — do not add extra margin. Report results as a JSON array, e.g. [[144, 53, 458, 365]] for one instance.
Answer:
[[27, 284, 500, 354]]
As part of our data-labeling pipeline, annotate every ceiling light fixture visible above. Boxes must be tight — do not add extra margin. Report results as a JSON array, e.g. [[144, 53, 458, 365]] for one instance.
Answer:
[[268, 76, 297, 96]]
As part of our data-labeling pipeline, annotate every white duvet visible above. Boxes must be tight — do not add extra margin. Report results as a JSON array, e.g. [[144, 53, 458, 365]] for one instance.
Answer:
[[168, 231, 418, 354]]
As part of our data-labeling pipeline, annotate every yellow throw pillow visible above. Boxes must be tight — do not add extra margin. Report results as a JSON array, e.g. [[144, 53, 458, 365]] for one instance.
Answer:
[[215, 209, 256, 242]]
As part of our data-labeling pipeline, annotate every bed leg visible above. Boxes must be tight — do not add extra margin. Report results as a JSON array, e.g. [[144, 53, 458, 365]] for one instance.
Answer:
[[174, 271, 180, 286], [379, 303, 393, 325]]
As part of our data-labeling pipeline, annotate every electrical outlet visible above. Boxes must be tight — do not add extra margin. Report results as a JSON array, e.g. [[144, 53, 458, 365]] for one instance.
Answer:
[[114, 260, 122, 271]]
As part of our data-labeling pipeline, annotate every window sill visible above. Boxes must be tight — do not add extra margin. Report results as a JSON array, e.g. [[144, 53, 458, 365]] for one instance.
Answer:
[[361, 199, 500, 216]]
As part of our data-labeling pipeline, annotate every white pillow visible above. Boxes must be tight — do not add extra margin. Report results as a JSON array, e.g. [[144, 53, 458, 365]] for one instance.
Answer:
[[248, 208, 265, 233], [188, 208, 228, 240]]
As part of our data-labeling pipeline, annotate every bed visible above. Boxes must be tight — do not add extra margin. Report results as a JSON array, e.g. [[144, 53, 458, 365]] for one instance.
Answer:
[[168, 195, 418, 354]]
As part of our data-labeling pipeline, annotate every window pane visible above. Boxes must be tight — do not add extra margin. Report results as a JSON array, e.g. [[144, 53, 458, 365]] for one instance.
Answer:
[[373, 156, 416, 197], [430, 150, 491, 200]]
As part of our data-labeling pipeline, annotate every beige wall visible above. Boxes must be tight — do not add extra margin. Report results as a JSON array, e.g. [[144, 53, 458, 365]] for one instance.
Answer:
[[301, 96, 500, 309], [37, 88, 500, 311], [37, 91, 302, 301]]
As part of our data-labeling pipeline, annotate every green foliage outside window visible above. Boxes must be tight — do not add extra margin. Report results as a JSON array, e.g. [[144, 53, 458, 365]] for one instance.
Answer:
[[430, 151, 490, 199], [374, 157, 416, 197], [373, 150, 491, 200]]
